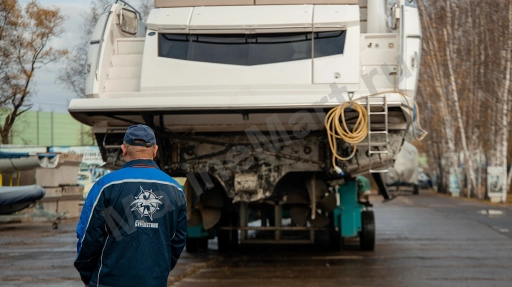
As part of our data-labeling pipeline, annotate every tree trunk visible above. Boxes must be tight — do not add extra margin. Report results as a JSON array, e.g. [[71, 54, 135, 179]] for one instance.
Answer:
[[0, 126, 9, 144], [501, 1, 512, 202]]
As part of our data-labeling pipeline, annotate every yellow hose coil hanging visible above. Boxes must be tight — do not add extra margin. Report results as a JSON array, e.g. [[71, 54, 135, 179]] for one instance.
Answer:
[[324, 101, 368, 168], [324, 91, 428, 171]]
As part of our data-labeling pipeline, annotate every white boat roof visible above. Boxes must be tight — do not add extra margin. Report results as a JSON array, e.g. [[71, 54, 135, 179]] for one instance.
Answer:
[[154, 0, 359, 8], [147, 4, 359, 31]]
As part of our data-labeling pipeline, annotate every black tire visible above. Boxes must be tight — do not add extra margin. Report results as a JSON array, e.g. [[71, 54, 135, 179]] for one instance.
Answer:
[[218, 211, 238, 252], [199, 237, 208, 250], [329, 213, 343, 251], [330, 229, 344, 251], [186, 237, 198, 253], [315, 230, 331, 251], [360, 211, 375, 251], [413, 184, 419, 195], [186, 237, 207, 253]]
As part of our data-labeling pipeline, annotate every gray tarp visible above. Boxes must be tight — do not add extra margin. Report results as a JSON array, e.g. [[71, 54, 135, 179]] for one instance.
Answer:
[[0, 185, 45, 206], [383, 141, 419, 185]]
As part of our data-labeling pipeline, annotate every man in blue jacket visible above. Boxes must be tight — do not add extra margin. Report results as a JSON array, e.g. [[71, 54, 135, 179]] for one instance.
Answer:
[[75, 124, 187, 287]]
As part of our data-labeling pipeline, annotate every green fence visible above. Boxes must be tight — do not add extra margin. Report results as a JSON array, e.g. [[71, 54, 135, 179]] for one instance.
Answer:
[[5, 111, 94, 146]]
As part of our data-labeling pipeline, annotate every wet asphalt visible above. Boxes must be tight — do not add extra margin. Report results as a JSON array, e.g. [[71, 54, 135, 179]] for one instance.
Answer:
[[1, 189, 511, 287]]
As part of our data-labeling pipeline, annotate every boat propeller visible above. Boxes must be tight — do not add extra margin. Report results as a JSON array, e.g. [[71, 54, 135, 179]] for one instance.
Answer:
[[185, 180, 224, 230], [287, 178, 336, 227]]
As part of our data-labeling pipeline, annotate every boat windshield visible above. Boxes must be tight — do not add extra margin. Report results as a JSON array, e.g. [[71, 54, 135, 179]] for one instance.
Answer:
[[158, 31, 346, 66]]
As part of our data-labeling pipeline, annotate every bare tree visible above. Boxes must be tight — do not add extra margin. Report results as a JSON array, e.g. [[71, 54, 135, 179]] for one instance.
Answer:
[[0, 0, 23, 108], [501, 0, 512, 201], [57, 0, 110, 98], [0, 0, 67, 144], [58, 0, 153, 98], [138, 0, 154, 22], [417, 0, 512, 201]]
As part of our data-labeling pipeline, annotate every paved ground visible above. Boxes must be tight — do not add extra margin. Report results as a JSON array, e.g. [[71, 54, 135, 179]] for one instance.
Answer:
[[0, 221, 215, 286], [176, 190, 512, 287], [1, 189, 511, 286]]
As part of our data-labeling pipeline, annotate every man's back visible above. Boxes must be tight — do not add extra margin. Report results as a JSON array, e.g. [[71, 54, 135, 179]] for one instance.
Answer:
[[75, 159, 187, 287]]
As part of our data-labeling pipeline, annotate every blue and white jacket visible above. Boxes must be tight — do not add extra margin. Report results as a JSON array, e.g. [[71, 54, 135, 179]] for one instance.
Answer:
[[74, 159, 187, 287]]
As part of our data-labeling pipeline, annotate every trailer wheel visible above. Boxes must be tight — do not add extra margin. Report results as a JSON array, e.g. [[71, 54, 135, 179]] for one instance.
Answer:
[[186, 237, 198, 253], [314, 230, 330, 250], [330, 230, 344, 251], [360, 211, 375, 251], [186, 237, 207, 253], [413, 184, 419, 195], [218, 211, 238, 252]]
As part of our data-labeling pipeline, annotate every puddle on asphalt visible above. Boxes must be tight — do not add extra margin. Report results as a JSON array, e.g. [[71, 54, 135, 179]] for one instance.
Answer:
[[477, 209, 504, 217]]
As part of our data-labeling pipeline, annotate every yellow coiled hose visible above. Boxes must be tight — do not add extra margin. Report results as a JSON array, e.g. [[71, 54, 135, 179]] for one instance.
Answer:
[[324, 92, 427, 171], [324, 101, 368, 168]]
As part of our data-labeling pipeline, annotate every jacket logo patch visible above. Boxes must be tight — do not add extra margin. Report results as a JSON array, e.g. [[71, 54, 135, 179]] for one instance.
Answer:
[[130, 186, 163, 221], [135, 220, 159, 228]]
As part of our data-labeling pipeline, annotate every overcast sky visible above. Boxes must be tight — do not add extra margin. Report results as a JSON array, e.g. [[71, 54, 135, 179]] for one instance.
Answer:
[[19, 0, 92, 113]]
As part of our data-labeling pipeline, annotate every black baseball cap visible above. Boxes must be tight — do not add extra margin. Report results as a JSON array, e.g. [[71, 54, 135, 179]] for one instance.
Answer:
[[124, 124, 156, 147]]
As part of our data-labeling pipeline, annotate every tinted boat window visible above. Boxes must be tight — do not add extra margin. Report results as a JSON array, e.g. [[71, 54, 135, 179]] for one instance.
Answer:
[[158, 31, 346, 66], [191, 34, 249, 65], [314, 31, 346, 58], [159, 34, 189, 60], [250, 33, 311, 65]]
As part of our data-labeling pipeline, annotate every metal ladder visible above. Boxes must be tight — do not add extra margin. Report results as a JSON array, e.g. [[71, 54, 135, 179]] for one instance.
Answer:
[[366, 94, 389, 173]]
